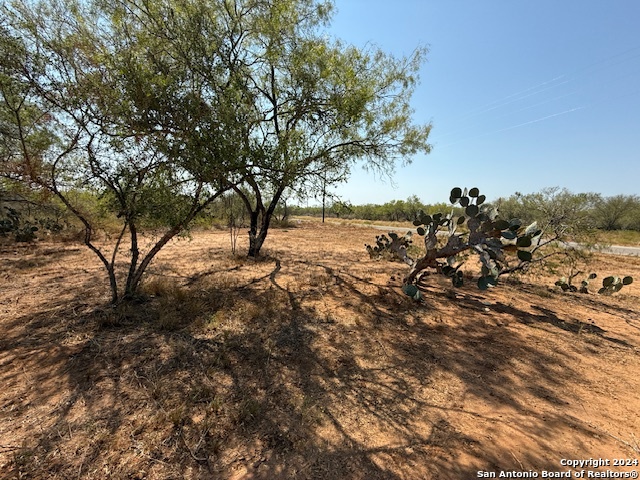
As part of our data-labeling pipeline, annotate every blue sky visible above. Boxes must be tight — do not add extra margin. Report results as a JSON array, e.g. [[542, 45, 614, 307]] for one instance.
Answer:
[[322, 0, 640, 205]]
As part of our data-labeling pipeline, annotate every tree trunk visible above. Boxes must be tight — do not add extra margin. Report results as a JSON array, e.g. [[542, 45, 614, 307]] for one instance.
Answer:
[[322, 189, 326, 223], [248, 228, 267, 258], [321, 173, 326, 223], [404, 256, 437, 285], [247, 209, 261, 257], [123, 190, 227, 299], [247, 187, 285, 258], [248, 214, 271, 258], [124, 221, 140, 299]]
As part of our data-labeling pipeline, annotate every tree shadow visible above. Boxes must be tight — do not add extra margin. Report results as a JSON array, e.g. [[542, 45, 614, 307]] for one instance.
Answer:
[[0, 258, 628, 479], [0, 243, 83, 270], [449, 288, 634, 348]]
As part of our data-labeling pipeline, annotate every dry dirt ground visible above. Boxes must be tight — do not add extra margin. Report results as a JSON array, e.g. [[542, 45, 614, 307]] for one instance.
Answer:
[[1, 221, 639, 479]]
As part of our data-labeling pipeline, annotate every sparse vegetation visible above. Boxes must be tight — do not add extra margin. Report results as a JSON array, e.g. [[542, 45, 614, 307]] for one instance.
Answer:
[[0, 205, 38, 241], [292, 195, 463, 223]]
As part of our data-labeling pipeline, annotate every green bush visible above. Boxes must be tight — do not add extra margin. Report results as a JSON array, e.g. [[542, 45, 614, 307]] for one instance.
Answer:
[[0, 206, 38, 242]]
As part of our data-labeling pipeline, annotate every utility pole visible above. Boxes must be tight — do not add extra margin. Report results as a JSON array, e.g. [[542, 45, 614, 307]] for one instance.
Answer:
[[321, 173, 326, 223]]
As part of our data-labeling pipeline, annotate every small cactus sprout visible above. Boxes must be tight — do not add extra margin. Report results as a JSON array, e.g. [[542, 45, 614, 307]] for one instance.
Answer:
[[555, 277, 575, 292], [597, 276, 633, 295], [580, 273, 598, 293], [477, 276, 498, 290], [556, 273, 632, 295], [402, 284, 422, 300]]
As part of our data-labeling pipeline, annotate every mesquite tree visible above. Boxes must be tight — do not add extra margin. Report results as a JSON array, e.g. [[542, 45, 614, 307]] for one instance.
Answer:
[[2, 0, 244, 303], [180, 0, 433, 257], [367, 187, 558, 298]]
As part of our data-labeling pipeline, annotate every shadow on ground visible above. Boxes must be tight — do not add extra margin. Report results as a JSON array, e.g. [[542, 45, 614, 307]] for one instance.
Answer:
[[0, 254, 628, 479]]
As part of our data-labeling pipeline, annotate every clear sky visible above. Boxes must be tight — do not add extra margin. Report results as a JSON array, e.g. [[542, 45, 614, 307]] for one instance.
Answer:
[[321, 0, 640, 205]]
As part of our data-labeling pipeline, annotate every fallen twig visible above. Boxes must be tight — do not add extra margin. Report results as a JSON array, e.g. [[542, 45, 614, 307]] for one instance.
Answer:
[[0, 445, 21, 451], [588, 423, 640, 455]]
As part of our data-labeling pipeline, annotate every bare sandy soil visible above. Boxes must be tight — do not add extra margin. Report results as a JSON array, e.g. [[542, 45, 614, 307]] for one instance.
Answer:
[[1, 221, 639, 479]]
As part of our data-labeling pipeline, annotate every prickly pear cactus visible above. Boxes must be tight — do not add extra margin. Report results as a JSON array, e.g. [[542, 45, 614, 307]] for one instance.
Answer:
[[366, 231, 414, 264], [410, 187, 541, 289], [598, 276, 633, 295], [367, 187, 543, 298], [555, 273, 632, 295], [555, 273, 597, 293]]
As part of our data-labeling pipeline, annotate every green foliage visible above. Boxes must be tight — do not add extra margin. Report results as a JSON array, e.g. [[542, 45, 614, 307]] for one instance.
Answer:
[[495, 188, 601, 239], [592, 194, 640, 231], [0, 22, 55, 184], [3, 0, 242, 302], [292, 196, 461, 222], [0, 206, 38, 242], [493, 187, 606, 280], [0, 184, 69, 242], [296, 188, 640, 234], [330, 200, 353, 219], [4, 0, 430, 296], [190, 0, 433, 256]]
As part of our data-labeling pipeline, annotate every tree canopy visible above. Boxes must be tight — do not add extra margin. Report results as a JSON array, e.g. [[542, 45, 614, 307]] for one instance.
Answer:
[[162, 0, 433, 256]]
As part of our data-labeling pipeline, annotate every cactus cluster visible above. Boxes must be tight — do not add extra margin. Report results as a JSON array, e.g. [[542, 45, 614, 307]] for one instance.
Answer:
[[365, 231, 413, 264], [555, 273, 633, 295], [555, 273, 597, 293], [368, 187, 544, 298]]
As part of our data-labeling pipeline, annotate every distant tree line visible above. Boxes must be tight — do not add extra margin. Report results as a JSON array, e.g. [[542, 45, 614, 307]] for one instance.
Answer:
[[290, 188, 640, 232], [494, 188, 640, 232], [4, 185, 638, 248], [289, 195, 464, 222]]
